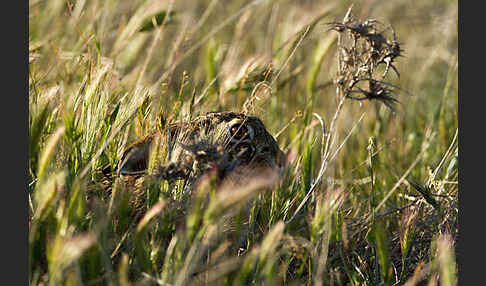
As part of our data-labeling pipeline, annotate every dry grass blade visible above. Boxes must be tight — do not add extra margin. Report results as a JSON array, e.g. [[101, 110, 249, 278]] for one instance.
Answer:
[[135, 201, 166, 234], [192, 256, 242, 284], [174, 225, 220, 286], [271, 25, 311, 87], [436, 234, 457, 286], [373, 127, 433, 214], [32, 171, 66, 221], [79, 88, 151, 178], [48, 232, 97, 284], [29, 0, 457, 284], [135, 1, 175, 88], [57, 232, 97, 268], [428, 128, 458, 188], [312, 188, 344, 285], [204, 169, 279, 222], [153, 0, 266, 87], [287, 113, 326, 223], [36, 126, 65, 184]]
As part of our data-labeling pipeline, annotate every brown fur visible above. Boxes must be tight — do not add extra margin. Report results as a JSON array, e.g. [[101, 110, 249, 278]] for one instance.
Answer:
[[114, 111, 285, 192]]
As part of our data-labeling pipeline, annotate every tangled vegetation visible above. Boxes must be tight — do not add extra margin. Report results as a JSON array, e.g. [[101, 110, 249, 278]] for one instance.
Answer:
[[29, 0, 457, 285]]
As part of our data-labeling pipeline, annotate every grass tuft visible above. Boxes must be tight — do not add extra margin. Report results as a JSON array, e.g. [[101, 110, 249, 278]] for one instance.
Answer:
[[29, 1, 457, 285]]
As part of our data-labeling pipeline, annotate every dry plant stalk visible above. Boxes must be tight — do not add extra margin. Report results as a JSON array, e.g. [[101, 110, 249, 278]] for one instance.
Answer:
[[329, 6, 405, 111], [287, 7, 406, 223]]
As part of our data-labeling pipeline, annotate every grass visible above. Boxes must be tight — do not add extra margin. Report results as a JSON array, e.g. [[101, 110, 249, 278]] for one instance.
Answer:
[[29, 0, 458, 285]]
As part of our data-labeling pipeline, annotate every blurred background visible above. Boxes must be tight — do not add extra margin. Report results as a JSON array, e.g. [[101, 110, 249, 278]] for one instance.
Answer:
[[29, 0, 458, 173]]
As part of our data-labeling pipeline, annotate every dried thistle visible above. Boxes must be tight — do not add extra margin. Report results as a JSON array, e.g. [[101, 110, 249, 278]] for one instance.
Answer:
[[328, 6, 407, 111]]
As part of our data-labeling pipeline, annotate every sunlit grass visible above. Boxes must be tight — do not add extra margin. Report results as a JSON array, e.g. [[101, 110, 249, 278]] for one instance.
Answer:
[[29, 0, 457, 285]]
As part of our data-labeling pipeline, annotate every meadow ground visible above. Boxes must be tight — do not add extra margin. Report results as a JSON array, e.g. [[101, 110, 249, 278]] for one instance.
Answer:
[[29, 0, 458, 285]]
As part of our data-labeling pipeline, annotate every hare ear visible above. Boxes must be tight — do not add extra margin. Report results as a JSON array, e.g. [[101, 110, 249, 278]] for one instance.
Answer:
[[118, 125, 182, 175], [118, 136, 154, 176]]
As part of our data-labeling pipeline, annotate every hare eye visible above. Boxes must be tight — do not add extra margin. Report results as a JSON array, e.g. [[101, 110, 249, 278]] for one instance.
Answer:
[[230, 124, 249, 140], [228, 118, 254, 142]]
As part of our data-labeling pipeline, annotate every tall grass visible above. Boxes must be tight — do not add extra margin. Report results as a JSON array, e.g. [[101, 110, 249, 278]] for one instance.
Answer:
[[29, 0, 457, 285]]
